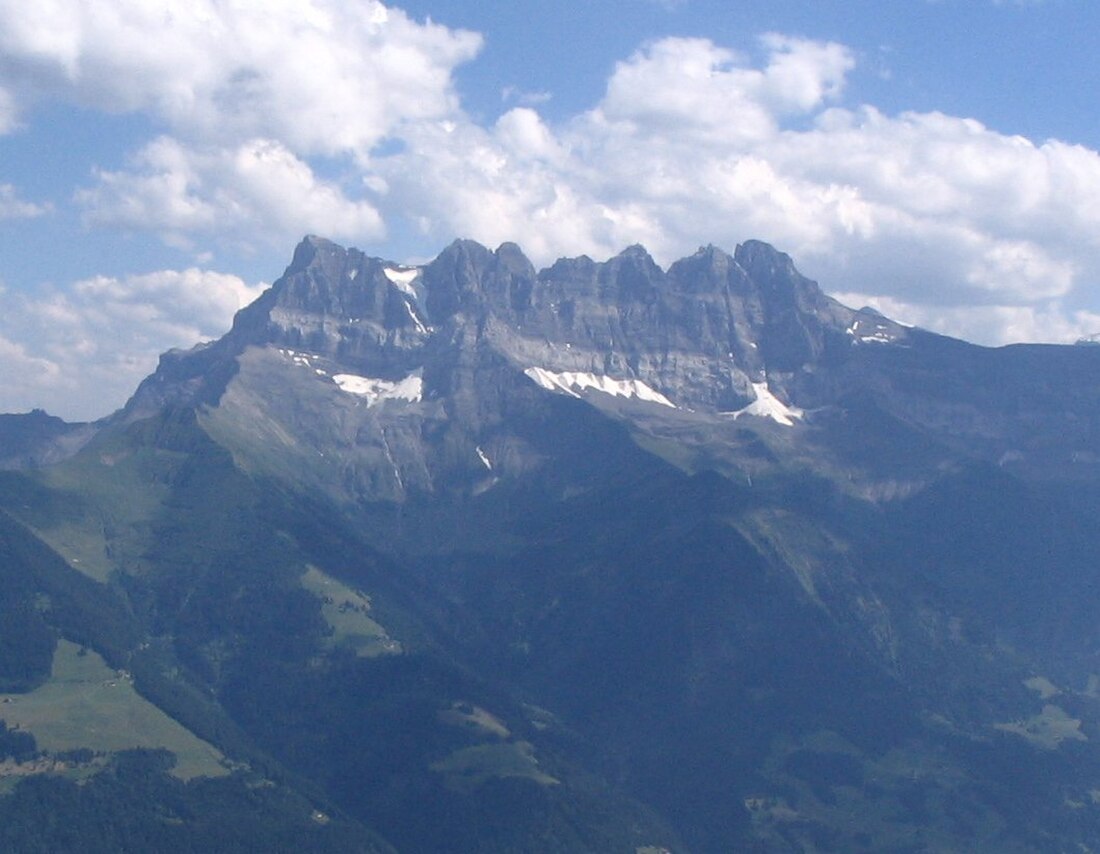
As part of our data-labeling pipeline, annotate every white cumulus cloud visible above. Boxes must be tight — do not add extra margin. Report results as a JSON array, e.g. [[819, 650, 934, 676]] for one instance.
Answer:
[[77, 136, 384, 250], [0, 0, 480, 154], [0, 268, 264, 419], [0, 0, 479, 251], [596, 35, 853, 145]]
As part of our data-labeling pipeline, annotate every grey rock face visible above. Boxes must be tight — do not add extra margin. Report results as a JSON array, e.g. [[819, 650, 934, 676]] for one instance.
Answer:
[[233, 235, 877, 414], [112, 234, 1100, 507], [122, 236, 828, 502]]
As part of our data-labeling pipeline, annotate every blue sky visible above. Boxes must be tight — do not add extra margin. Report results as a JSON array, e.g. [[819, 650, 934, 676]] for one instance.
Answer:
[[2, 0, 1100, 419]]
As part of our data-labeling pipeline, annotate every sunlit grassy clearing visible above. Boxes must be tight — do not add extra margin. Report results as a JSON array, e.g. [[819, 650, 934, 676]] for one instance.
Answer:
[[430, 741, 558, 794], [995, 704, 1088, 749], [438, 702, 511, 740], [0, 641, 227, 780], [301, 565, 401, 657]]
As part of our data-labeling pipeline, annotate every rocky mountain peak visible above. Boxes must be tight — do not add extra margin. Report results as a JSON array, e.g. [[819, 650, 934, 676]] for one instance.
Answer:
[[491, 241, 533, 272], [119, 235, 916, 436], [734, 237, 794, 273], [286, 234, 347, 279], [268, 236, 843, 341], [422, 238, 537, 320]]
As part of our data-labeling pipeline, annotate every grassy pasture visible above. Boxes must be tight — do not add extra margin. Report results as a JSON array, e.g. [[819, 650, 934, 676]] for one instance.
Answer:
[[2, 443, 186, 582], [995, 704, 1088, 749], [0, 641, 227, 780], [438, 702, 511, 740], [430, 741, 559, 794], [301, 565, 401, 657]]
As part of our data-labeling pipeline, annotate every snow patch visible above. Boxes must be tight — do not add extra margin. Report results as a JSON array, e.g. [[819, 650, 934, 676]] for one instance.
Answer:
[[332, 372, 423, 406], [476, 446, 493, 470], [384, 266, 430, 333], [726, 383, 803, 427], [524, 367, 675, 408], [383, 266, 421, 300], [281, 349, 320, 368], [348, 268, 358, 281], [847, 318, 899, 345], [383, 266, 420, 285], [404, 300, 428, 334]]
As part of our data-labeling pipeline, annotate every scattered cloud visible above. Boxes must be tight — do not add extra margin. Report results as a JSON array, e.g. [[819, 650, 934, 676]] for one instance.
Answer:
[[501, 86, 552, 107], [0, 268, 264, 419], [0, 0, 480, 153], [0, 0, 478, 250], [0, 184, 50, 219], [77, 136, 384, 251], [0, 86, 16, 134], [592, 35, 854, 145], [0, 331, 64, 413], [379, 35, 860, 262]]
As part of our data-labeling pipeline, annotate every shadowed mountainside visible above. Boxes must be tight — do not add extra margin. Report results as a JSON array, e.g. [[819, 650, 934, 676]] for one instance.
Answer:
[[2, 237, 1100, 850]]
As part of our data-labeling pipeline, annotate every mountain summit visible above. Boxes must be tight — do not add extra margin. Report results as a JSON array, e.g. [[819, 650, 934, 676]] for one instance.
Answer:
[[119, 235, 1097, 507], [120, 236, 917, 507], [169, 234, 898, 407], [3, 237, 1100, 851]]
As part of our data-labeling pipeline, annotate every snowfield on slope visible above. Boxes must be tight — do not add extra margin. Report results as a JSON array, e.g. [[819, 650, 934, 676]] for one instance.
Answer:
[[524, 367, 675, 408], [332, 372, 424, 406], [726, 383, 804, 427]]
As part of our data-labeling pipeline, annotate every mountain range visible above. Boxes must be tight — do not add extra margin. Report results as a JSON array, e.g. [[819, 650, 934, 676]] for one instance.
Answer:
[[2, 235, 1100, 851]]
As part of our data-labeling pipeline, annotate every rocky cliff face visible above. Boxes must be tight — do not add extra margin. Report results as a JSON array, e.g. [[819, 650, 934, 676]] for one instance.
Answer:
[[113, 236, 922, 504], [115, 233, 1100, 513], [131, 234, 901, 415]]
